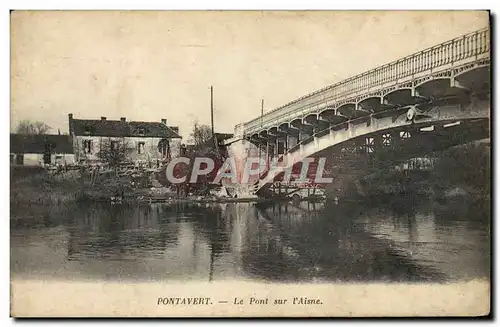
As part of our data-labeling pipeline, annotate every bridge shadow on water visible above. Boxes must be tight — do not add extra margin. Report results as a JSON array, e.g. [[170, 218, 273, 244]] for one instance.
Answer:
[[10, 194, 490, 284], [251, 198, 446, 284]]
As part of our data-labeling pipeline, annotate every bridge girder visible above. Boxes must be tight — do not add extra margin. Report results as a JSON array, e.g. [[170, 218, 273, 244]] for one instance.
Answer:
[[255, 116, 489, 196], [383, 88, 428, 107], [357, 96, 392, 113], [337, 102, 370, 120], [253, 96, 490, 192], [268, 126, 288, 138], [455, 65, 490, 92], [278, 122, 290, 131], [243, 64, 490, 139], [290, 118, 313, 135], [319, 109, 349, 127], [303, 114, 330, 127], [415, 78, 467, 99]]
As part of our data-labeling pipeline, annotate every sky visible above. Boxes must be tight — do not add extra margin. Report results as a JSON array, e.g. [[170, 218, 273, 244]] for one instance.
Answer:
[[10, 11, 489, 140]]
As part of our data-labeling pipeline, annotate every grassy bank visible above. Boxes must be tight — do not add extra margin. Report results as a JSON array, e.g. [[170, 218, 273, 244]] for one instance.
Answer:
[[10, 167, 143, 208], [10, 169, 81, 207], [344, 141, 491, 200], [10, 166, 236, 209]]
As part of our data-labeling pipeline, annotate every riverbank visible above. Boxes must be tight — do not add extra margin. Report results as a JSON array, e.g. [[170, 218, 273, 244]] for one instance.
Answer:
[[363, 141, 490, 200], [11, 139, 490, 209], [10, 166, 488, 211], [9, 167, 277, 209], [10, 169, 81, 207]]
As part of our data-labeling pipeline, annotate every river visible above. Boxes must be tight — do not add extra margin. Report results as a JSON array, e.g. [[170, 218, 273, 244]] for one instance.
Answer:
[[10, 196, 490, 284]]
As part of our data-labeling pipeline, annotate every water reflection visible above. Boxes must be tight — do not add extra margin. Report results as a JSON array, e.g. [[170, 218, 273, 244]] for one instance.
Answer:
[[11, 196, 490, 283]]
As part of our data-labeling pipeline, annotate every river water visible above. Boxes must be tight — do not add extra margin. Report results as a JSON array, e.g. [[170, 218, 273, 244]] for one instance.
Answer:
[[11, 196, 490, 284]]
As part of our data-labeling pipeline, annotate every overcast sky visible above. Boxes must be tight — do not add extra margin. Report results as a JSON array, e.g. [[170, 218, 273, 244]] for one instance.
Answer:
[[11, 11, 488, 140]]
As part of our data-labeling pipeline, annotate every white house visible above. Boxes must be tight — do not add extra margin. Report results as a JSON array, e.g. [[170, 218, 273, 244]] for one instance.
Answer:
[[10, 134, 75, 166], [68, 114, 182, 167]]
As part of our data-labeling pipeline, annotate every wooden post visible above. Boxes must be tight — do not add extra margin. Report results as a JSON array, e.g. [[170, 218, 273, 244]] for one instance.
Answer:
[[210, 86, 214, 137]]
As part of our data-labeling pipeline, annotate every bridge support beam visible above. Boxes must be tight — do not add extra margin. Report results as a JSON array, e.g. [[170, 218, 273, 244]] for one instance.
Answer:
[[304, 114, 331, 135], [287, 134, 298, 149], [278, 123, 299, 153], [291, 119, 313, 142]]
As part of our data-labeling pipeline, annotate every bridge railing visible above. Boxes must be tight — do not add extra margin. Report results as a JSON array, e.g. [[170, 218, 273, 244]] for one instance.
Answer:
[[244, 27, 490, 135]]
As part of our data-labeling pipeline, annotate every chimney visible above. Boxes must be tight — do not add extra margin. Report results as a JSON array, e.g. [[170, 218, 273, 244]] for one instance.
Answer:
[[68, 113, 74, 135], [101, 116, 107, 121], [120, 117, 126, 122], [161, 118, 167, 125]]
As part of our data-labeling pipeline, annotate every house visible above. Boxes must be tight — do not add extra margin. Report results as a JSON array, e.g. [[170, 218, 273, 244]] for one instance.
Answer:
[[68, 114, 182, 167], [10, 134, 75, 166]]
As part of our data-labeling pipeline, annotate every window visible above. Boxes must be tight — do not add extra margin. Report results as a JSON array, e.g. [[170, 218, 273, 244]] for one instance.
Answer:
[[158, 139, 170, 157], [84, 125, 92, 135], [137, 128, 145, 136], [160, 143, 167, 156], [110, 140, 119, 151], [137, 142, 145, 154], [83, 140, 93, 154]]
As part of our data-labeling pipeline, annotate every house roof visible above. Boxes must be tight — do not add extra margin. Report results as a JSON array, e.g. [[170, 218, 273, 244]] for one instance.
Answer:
[[10, 134, 74, 154], [70, 118, 182, 139]]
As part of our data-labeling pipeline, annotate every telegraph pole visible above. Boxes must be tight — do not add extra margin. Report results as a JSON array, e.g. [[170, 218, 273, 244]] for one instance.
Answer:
[[210, 85, 214, 136], [261, 99, 264, 120]]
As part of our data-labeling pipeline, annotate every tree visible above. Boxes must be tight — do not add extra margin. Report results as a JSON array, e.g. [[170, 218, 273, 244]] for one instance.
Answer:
[[189, 122, 213, 151], [431, 141, 490, 194], [156, 121, 223, 196], [15, 120, 51, 135], [97, 138, 130, 171]]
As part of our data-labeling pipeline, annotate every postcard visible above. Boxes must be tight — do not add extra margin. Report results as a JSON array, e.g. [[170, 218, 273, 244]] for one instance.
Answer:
[[10, 10, 491, 317]]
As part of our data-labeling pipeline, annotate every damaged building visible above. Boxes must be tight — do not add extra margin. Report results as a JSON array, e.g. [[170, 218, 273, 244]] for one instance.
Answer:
[[68, 114, 182, 167]]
